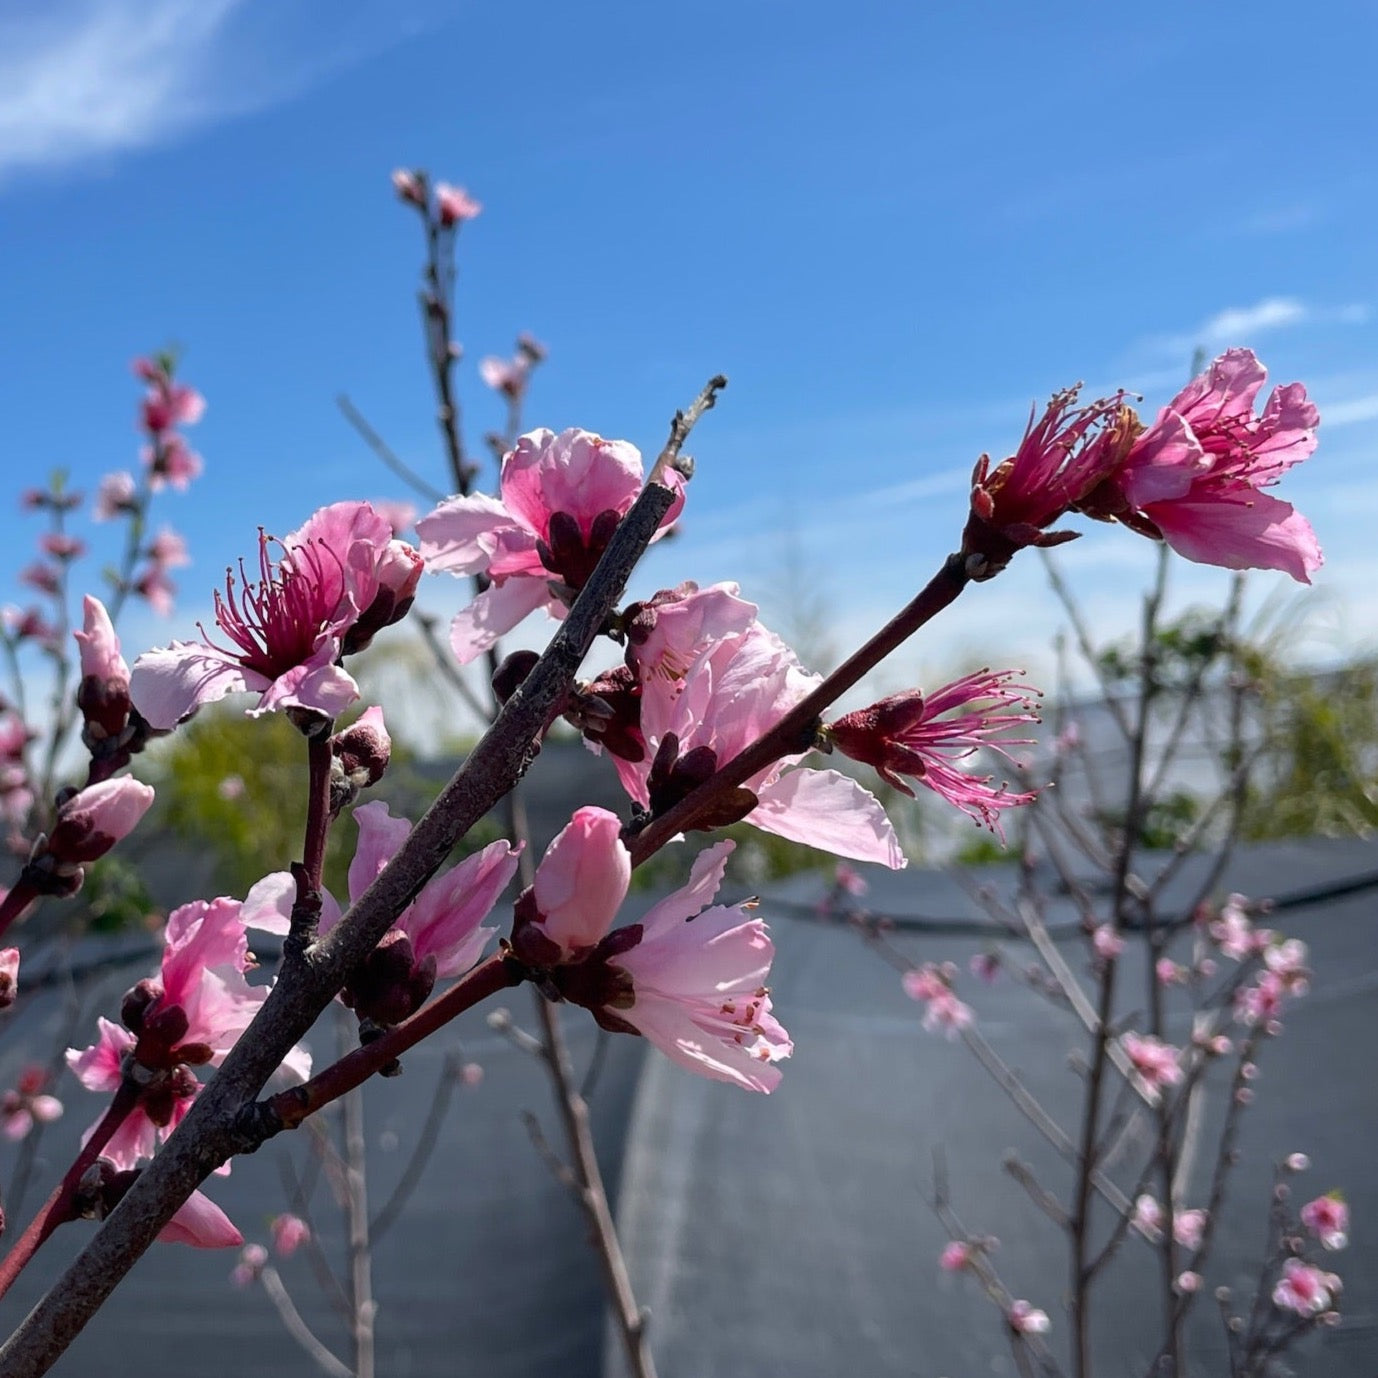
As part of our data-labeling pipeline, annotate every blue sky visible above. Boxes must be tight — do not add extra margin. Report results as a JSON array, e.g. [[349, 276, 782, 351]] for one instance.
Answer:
[[2, 0, 1376, 740]]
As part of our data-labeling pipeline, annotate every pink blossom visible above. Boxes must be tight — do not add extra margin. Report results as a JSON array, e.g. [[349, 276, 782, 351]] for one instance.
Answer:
[[270, 1213, 311, 1257], [1234, 971, 1288, 1028], [145, 434, 203, 491], [1080, 350, 1321, 582], [0, 947, 18, 1010], [20, 562, 60, 596], [371, 500, 417, 537], [146, 526, 190, 568], [961, 388, 1127, 576], [1300, 1194, 1349, 1250], [922, 990, 974, 1039], [1286, 1153, 1311, 1172], [1176, 1270, 1202, 1294], [1265, 937, 1310, 992], [1174, 1208, 1208, 1251], [608, 588, 903, 867], [828, 671, 1039, 836], [74, 596, 132, 742], [68, 896, 308, 1169], [939, 1241, 973, 1272], [589, 841, 791, 1093], [1210, 895, 1269, 960], [526, 807, 631, 961], [481, 355, 530, 401], [435, 182, 481, 226], [244, 802, 517, 1026], [969, 952, 1001, 984], [832, 862, 868, 897], [131, 502, 417, 728], [46, 777, 155, 868], [902, 964, 950, 1003], [1092, 924, 1124, 961], [1272, 1258, 1339, 1316], [40, 533, 85, 561], [132, 560, 177, 616], [1156, 958, 1186, 986], [230, 1242, 269, 1286], [391, 169, 424, 205], [1, 1065, 62, 1140], [94, 471, 138, 521], [416, 428, 685, 665], [158, 1188, 242, 1249], [1122, 1032, 1183, 1092], [460, 1061, 484, 1087], [1008, 1300, 1050, 1335], [1133, 1195, 1164, 1242], [140, 376, 205, 435]]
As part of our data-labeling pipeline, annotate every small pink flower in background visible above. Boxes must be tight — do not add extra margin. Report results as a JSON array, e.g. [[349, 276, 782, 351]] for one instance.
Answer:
[[922, 990, 974, 1039], [270, 1214, 311, 1257], [1092, 925, 1124, 961], [145, 434, 203, 492], [1081, 349, 1321, 583], [1176, 1271, 1202, 1294], [1174, 1208, 1208, 1251], [1008, 1300, 1050, 1335], [418, 427, 686, 665], [391, 169, 424, 205], [94, 471, 138, 521], [132, 561, 177, 616], [479, 354, 531, 399], [902, 963, 949, 1003], [0, 947, 19, 1010], [1053, 720, 1081, 754], [460, 1061, 484, 1088], [969, 951, 1001, 984], [138, 368, 205, 435], [1210, 895, 1271, 960], [1156, 957, 1185, 986], [1133, 1195, 1164, 1242], [833, 862, 868, 897], [1122, 1032, 1183, 1092], [40, 533, 86, 561], [20, 562, 61, 596], [1265, 937, 1310, 992], [1272, 1258, 1339, 1316], [827, 670, 1040, 836], [435, 182, 481, 226], [1234, 971, 1289, 1029], [131, 502, 417, 728], [939, 1241, 973, 1272], [244, 801, 518, 1027], [145, 526, 190, 569], [1300, 1194, 1349, 1250], [1, 1064, 63, 1139], [230, 1242, 269, 1287], [1286, 1152, 1312, 1172]]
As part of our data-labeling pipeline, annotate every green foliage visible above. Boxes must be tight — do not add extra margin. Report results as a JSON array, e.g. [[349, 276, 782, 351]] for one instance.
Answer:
[[1097, 608, 1230, 694], [78, 855, 159, 935], [1242, 657, 1378, 839], [953, 833, 1014, 866]]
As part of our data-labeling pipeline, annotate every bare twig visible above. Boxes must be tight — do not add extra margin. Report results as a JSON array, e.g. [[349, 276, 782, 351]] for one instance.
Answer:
[[336, 395, 446, 505], [259, 1266, 354, 1378]]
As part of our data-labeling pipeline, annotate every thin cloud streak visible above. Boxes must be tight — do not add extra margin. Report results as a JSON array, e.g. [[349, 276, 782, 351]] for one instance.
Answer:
[[0, 0, 244, 182]]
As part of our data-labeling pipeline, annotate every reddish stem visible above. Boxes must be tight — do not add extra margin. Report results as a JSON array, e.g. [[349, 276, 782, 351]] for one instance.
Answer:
[[0, 877, 40, 944], [0, 1082, 139, 1300], [265, 953, 523, 1131]]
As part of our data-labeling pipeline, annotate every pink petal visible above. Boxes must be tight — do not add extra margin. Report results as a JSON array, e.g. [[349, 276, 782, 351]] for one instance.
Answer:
[[753, 769, 906, 869], [251, 652, 359, 719], [347, 801, 413, 905], [622, 996, 784, 1093], [416, 492, 523, 575], [130, 642, 266, 729], [447, 578, 554, 666], [158, 1189, 243, 1248], [639, 841, 734, 935], [1145, 487, 1323, 583], [407, 838, 519, 975], [533, 807, 631, 954]]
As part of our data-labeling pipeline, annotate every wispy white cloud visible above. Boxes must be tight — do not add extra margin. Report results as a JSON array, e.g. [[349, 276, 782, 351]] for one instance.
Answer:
[[0, 0, 437, 187], [1235, 203, 1321, 236], [0, 1, 246, 182], [1137, 297, 1371, 363], [1322, 393, 1378, 429]]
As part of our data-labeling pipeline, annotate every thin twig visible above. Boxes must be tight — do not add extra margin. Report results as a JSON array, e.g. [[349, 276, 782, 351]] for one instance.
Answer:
[[337, 395, 446, 505], [259, 1266, 354, 1378]]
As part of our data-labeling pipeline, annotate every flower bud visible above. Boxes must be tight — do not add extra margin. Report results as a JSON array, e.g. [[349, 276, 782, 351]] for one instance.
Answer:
[[44, 778, 155, 868]]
